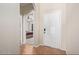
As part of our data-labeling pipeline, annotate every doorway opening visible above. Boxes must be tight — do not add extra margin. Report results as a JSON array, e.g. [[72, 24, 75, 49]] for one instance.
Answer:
[[20, 3, 35, 45]]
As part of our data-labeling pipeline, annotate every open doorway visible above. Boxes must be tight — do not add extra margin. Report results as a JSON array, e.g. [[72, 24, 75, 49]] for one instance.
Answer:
[[20, 3, 35, 45]]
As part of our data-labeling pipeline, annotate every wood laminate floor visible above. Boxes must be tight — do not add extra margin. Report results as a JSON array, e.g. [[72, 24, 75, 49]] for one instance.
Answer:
[[20, 44, 66, 55]]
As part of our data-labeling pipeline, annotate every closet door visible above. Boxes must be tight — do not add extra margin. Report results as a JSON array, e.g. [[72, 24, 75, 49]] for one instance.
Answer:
[[43, 11, 61, 49]]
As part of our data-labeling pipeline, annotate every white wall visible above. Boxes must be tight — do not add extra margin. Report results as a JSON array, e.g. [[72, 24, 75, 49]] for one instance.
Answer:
[[64, 4, 79, 54], [0, 3, 20, 54]]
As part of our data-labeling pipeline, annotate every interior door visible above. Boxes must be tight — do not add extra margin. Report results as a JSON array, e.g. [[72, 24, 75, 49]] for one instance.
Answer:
[[43, 11, 61, 49]]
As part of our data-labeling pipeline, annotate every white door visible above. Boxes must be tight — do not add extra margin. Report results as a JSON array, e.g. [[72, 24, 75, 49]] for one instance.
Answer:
[[43, 11, 61, 49]]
